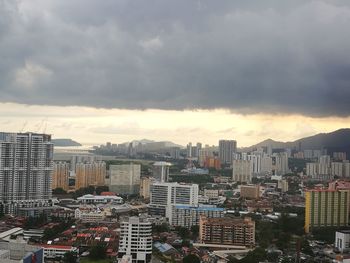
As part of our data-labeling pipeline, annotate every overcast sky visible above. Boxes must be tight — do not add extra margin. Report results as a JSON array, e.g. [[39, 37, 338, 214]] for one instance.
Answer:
[[1, 0, 349, 146]]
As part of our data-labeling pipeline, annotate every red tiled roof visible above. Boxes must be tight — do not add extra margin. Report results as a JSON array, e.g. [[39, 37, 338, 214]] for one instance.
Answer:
[[40, 244, 73, 250]]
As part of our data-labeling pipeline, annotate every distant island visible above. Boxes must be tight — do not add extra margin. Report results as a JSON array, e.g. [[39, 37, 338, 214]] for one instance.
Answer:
[[52, 138, 82, 147]]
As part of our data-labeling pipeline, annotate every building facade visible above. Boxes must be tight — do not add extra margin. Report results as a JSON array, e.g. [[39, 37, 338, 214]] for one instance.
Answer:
[[152, 162, 171, 182], [118, 217, 152, 263], [304, 189, 350, 233], [75, 161, 106, 189], [219, 140, 237, 165], [232, 160, 253, 183], [140, 177, 155, 199], [52, 162, 69, 191], [149, 182, 199, 220], [240, 185, 260, 199], [199, 216, 255, 247], [109, 164, 141, 195], [171, 205, 224, 228]]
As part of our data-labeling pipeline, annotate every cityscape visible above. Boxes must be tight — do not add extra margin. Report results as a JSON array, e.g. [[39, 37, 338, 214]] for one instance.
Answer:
[[1, 1, 350, 263]]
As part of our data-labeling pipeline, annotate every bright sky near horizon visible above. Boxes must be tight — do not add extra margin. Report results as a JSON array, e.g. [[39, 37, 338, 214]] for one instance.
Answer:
[[1, 103, 349, 147]]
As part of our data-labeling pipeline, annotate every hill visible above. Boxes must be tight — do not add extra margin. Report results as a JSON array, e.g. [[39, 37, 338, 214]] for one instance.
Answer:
[[243, 128, 350, 155]]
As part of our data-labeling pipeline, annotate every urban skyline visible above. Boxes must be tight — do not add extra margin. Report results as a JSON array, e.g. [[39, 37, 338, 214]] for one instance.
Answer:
[[1, 0, 350, 262]]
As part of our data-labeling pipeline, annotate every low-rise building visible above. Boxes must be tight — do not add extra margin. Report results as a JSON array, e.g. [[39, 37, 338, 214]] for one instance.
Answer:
[[41, 244, 78, 259], [77, 194, 123, 204], [74, 208, 106, 223], [335, 230, 350, 253], [171, 205, 225, 228], [240, 185, 260, 199], [199, 216, 255, 247]]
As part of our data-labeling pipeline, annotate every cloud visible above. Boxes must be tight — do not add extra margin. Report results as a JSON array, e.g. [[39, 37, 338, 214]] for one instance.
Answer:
[[0, 0, 350, 117]]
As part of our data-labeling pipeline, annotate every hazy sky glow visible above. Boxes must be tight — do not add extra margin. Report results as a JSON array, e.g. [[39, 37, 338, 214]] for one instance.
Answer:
[[1, 0, 350, 146], [1, 103, 349, 147]]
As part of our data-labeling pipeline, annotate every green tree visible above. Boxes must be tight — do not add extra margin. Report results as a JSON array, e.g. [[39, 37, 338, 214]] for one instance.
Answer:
[[176, 226, 190, 239], [240, 247, 267, 263], [63, 251, 77, 263], [52, 188, 67, 195], [89, 244, 107, 260], [190, 225, 199, 238], [183, 254, 200, 263]]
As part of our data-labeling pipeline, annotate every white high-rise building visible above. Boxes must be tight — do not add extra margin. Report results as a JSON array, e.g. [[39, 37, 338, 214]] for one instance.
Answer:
[[118, 216, 152, 263], [319, 155, 331, 175], [344, 161, 350, 178], [247, 154, 261, 174], [149, 182, 199, 221], [272, 152, 289, 175], [0, 132, 54, 215], [219, 140, 237, 165], [186, 142, 192, 158], [109, 164, 141, 195], [152, 162, 171, 182], [306, 163, 318, 178], [232, 160, 253, 183], [332, 162, 344, 177], [260, 155, 273, 174]]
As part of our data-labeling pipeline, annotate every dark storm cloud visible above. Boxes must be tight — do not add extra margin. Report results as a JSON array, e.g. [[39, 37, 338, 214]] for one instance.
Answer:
[[1, 0, 350, 116]]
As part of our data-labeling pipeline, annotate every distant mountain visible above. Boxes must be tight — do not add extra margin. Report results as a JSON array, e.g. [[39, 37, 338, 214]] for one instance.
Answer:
[[52, 138, 82, 147], [122, 139, 183, 149], [242, 128, 350, 155]]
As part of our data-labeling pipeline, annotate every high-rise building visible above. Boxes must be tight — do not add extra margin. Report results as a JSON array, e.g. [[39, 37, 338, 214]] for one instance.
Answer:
[[140, 177, 155, 199], [198, 148, 214, 167], [272, 152, 289, 175], [75, 161, 106, 190], [232, 160, 253, 183], [169, 147, 180, 159], [70, 155, 96, 173], [219, 140, 237, 165], [247, 154, 262, 174], [118, 216, 152, 263], [186, 143, 192, 158], [331, 162, 344, 177], [52, 162, 69, 191], [261, 155, 273, 175], [109, 164, 141, 195], [152, 162, 171, 182], [0, 132, 53, 215], [306, 163, 318, 178], [344, 161, 350, 178], [334, 152, 347, 161], [304, 189, 350, 233], [318, 155, 331, 175], [149, 182, 199, 220], [171, 205, 225, 228], [199, 216, 255, 247]]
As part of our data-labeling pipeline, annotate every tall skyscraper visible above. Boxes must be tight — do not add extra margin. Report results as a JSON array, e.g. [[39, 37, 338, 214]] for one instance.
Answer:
[[0, 132, 54, 215], [118, 216, 152, 263], [52, 162, 69, 191], [109, 164, 141, 195], [305, 189, 350, 233], [219, 140, 237, 165]]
